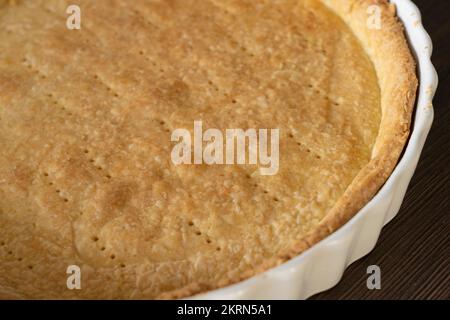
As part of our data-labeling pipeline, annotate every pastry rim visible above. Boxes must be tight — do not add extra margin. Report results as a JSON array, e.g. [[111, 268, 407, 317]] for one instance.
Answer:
[[159, 0, 418, 299], [0, 0, 418, 299]]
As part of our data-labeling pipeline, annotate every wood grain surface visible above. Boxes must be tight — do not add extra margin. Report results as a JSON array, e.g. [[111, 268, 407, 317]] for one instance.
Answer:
[[312, 0, 449, 300]]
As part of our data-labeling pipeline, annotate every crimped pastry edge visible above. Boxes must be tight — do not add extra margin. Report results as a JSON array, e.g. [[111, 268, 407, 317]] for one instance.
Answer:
[[159, 0, 418, 299], [0, 0, 419, 300]]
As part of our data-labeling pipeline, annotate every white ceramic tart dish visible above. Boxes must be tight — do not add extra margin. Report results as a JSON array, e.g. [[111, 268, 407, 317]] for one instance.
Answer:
[[195, 0, 437, 300], [0, 0, 436, 299]]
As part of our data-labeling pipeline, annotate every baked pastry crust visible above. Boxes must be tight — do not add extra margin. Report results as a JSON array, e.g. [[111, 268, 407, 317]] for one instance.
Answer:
[[0, 0, 417, 299]]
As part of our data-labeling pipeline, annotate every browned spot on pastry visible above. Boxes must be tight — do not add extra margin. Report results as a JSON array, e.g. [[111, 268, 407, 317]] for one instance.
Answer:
[[0, 73, 27, 101], [63, 156, 94, 181], [104, 183, 134, 210], [11, 164, 34, 192], [153, 79, 191, 107]]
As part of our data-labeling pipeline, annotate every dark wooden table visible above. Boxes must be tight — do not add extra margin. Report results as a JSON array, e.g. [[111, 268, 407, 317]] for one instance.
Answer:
[[312, 0, 449, 300]]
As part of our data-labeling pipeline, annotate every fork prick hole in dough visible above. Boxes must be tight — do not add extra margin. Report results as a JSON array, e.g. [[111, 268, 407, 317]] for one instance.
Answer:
[[0, 0, 417, 299]]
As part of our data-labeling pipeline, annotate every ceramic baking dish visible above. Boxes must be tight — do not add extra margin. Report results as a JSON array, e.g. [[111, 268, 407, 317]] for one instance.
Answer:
[[192, 0, 438, 299]]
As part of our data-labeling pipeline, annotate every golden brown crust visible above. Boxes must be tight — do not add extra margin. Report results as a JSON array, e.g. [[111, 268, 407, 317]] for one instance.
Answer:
[[0, 0, 417, 299], [159, 0, 418, 299]]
